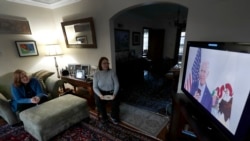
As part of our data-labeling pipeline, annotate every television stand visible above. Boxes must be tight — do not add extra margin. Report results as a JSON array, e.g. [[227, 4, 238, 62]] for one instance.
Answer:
[[167, 93, 231, 141]]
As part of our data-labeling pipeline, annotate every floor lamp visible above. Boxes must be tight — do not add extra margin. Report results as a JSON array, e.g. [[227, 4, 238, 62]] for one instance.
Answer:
[[46, 44, 63, 78]]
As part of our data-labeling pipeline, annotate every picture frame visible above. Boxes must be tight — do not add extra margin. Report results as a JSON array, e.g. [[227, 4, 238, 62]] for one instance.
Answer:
[[68, 64, 81, 76], [68, 64, 76, 76], [67, 64, 90, 78], [74, 64, 82, 71], [15, 40, 38, 57], [81, 64, 90, 76], [75, 69, 85, 79], [0, 16, 31, 34], [115, 29, 130, 51], [132, 32, 141, 45], [76, 36, 88, 44]]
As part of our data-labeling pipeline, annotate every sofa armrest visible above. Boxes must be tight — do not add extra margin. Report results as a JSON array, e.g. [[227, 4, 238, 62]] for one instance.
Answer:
[[0, 93, 19, 125], [44, 77, 64, 99]]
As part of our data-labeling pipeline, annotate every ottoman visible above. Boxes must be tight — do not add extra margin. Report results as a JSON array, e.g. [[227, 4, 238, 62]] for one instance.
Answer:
[[19, 94, 89, 141]]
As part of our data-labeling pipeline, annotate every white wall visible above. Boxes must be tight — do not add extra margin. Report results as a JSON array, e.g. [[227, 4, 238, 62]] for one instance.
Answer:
[[178, 0, 250, 93], [114, 12, 179, 59], [1, 0, 250, 93], [0, 1, 58, 76]]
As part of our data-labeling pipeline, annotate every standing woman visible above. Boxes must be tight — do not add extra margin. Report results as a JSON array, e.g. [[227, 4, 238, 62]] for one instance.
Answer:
[[11, 69, 48, 113], [93, 57, 120, 124]]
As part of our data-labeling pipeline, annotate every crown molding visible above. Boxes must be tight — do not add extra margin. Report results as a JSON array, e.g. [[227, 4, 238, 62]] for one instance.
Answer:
[[7, 0, 81, 9]]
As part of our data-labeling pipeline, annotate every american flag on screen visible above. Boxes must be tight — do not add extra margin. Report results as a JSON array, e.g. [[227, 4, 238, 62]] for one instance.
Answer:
[[184, 48, 201, 92]]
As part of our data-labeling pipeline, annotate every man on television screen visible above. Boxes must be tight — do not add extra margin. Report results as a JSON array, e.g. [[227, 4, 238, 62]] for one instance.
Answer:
[[190, 61, 212, 112]]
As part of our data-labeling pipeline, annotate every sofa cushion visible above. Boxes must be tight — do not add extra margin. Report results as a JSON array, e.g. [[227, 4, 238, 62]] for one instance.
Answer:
[[0, 93, 19, 125], [19, 94, 89, 141], [32, 70, 55, 93], [0, 72, 15, 99], [0, 92, 8, 101]]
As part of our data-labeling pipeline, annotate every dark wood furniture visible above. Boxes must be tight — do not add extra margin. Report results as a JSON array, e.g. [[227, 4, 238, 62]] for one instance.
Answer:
[[170, 66, 180, 86], [61, 76, 95, 109], [116, 57, 144, 88], [167, 93, 231, 141], [165, 65, 180, 92]]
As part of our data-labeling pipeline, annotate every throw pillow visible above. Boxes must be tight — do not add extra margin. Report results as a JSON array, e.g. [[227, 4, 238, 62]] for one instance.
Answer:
[[32, 70, 55, 93]]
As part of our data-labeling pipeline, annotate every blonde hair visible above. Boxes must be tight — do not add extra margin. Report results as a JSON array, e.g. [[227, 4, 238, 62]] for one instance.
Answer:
[[13, 69, 27, 87]]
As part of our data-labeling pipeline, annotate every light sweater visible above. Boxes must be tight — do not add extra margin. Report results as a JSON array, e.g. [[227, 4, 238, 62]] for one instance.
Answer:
[[93, 69, 119, 97]]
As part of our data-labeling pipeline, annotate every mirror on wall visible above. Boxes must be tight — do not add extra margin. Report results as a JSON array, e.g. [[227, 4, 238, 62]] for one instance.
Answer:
[[61, 17, 97, 48]]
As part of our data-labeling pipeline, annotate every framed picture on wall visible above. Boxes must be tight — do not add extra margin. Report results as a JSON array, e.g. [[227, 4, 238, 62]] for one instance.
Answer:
[[76, 36, 88, 44], [15, 40, 39, 57], [0, 17, 31, 34], [132, 32, 140, 45], [115, 29, 129, 51]]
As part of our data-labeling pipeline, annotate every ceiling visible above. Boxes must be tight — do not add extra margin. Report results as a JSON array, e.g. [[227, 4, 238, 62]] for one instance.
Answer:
[[127, 3, 188, 21], [6, 1, 188, 21], [7, 0, 81, 9], [6, 1, 188, 24]]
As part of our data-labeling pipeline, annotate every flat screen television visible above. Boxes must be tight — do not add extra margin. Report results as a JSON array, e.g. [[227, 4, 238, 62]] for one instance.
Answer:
[[181, 41, 250, 141]]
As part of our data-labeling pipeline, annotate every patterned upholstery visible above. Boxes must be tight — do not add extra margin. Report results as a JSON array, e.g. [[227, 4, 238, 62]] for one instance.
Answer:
[[32, 70, 55, 93]]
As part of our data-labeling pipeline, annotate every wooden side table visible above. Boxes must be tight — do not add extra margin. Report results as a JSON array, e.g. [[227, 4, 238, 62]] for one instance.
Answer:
[[61, 76, 95, 109], [165, 66, 180, 92]]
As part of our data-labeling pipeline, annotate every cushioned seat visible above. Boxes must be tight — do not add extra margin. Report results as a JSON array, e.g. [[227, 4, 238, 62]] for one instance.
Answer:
[[0, 93, 19, 125], [19, 94, 89, 141], [0, 70, 64, 125]]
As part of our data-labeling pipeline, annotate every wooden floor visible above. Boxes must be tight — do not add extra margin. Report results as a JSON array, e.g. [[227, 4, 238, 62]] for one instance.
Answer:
[[89, 108, 169, 141]]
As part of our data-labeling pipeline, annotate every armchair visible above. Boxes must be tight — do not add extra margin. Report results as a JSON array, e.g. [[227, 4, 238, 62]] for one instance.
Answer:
[[0, 70, 64, 125], [0, 93, 18, 125]]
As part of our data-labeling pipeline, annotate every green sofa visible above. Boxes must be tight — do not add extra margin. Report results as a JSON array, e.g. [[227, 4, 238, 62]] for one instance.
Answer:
[[0, 70, 64, 125]]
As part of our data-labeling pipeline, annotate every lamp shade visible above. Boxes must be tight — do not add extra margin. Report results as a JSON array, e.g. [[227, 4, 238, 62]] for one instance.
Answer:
[[46, 44, 63, 56]]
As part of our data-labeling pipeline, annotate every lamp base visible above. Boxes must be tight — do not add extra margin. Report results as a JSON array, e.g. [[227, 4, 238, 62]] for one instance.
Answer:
[[54, 56, 60, 78]]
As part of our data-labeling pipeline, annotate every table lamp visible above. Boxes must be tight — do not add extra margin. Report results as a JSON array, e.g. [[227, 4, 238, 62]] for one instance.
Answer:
[[46, 44, 63, 78]]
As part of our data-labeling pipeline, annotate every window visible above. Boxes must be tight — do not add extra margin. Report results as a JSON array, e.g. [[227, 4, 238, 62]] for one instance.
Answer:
[[178, 31, 186, 64], [142, 28, 149, 56]]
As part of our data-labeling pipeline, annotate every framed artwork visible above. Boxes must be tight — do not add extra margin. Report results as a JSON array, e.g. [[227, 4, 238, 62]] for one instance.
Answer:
[[115, 29, 129, 51], [68, 64, 81, 76], [76, 36, 88, 44], [68, 64, 76, 76], [132, 32, 141, 45], [74, 64, 82, 71], [15, 40, 38, 57], [67, 64, 89, 77], [0, 16, 31, 34], [81, 64, 90, 76]]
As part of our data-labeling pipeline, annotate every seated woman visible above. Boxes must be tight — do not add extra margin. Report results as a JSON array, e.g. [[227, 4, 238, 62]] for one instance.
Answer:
[[10, 69, 48, 113], [93, 57, 120, 124]]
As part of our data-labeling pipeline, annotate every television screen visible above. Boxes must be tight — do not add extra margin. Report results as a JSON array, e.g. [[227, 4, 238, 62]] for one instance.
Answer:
[[181, 41, 250, 141]]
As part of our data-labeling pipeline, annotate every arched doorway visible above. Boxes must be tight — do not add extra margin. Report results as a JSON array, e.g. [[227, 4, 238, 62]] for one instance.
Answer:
[[110, 2, 188, 89]]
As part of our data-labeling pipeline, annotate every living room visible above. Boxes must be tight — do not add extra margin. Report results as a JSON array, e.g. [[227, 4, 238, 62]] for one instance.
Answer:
[[0, 0, 250, 92], [0, 0, 250, 140]]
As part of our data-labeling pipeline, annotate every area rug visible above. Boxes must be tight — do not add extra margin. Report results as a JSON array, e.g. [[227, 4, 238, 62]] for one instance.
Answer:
[[0, 115, 161, 141], [120, 71, 173, 116], [120, 103, 170, 137]]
